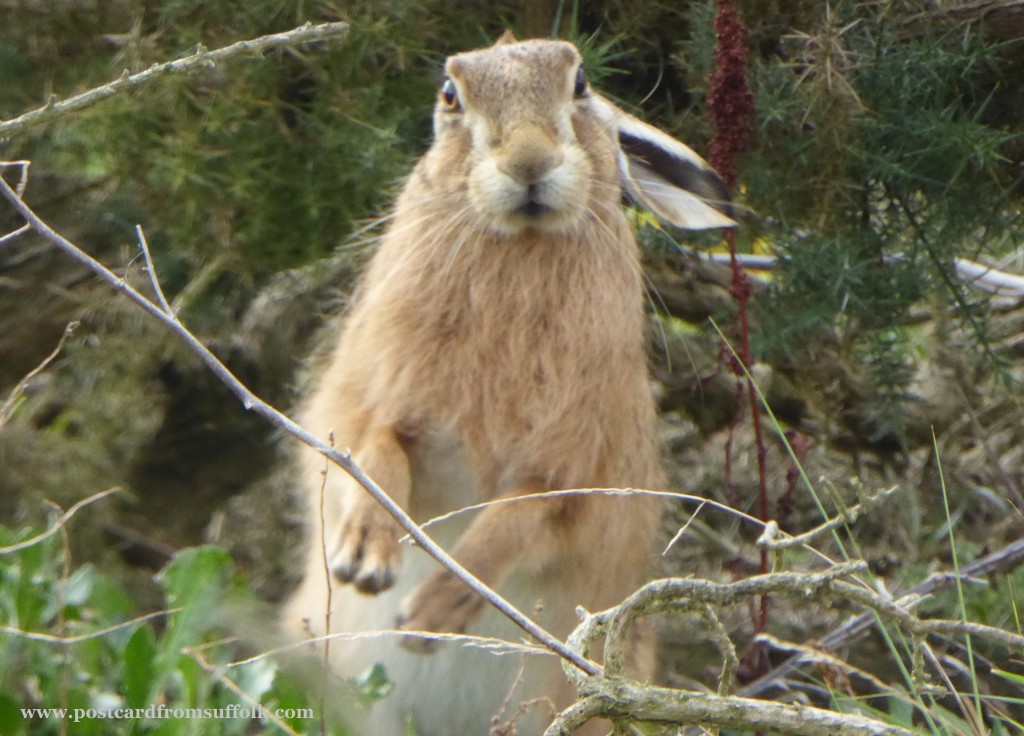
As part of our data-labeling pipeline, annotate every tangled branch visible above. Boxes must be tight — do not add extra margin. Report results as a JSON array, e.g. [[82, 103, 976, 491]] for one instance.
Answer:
[[550, 557, 1023, 735]]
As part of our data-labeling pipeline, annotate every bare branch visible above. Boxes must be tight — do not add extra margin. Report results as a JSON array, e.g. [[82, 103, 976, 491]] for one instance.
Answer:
[[600, 562, 868, 677], [757, 485, 902, 550], [700, 250, 1024, 298], [831, 579, 1024, 650], [0, 23, 350, 139]]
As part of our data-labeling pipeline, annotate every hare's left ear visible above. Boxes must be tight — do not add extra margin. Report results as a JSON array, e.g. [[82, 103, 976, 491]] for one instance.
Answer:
[[494, 29, 518, 46], [594, 97, 735, 230]]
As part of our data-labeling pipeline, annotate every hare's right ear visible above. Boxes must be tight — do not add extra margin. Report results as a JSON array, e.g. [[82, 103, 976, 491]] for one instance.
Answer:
[[595, 98, 735, 230]]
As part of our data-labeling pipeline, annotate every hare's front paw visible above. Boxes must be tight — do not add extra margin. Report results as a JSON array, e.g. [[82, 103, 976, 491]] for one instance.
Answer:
[[327, 503, 402, 593], [396, 569, 485, 653]]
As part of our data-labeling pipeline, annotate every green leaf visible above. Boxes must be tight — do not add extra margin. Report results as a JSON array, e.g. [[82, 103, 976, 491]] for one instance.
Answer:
[[0, 692, 25, 736], [233, 658, 278, 703], [153, 546, 235, 692], [155, 546, 234, 609], [123, 625, 157, 708], [62, 564, 97, 607], [353, 663, 392, 707]]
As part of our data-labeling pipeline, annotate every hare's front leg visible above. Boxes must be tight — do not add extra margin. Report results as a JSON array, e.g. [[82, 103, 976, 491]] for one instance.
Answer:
[[322, 425, 411, 593], [397, 484, 575, 650]]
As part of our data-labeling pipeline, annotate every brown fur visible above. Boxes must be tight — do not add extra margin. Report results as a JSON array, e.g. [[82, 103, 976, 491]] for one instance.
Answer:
[[282, 37, 724, 735]]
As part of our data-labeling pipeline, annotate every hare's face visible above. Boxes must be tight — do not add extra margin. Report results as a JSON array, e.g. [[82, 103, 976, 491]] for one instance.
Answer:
[[432, 40, 619, 236]]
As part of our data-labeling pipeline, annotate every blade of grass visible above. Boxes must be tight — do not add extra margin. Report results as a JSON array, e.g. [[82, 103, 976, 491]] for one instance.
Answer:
[[711, 318, 947, 733], [932, 428, 984, 733]]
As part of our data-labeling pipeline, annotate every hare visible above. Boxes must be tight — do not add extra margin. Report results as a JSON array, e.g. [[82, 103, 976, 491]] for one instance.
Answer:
[[282, 33, 731, 736]]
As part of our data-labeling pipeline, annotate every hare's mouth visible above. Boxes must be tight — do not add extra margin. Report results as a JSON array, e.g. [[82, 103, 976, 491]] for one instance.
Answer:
[[513, 184, 557, 218], [473, 173, 580, 234], [516, 197, 553, 219]]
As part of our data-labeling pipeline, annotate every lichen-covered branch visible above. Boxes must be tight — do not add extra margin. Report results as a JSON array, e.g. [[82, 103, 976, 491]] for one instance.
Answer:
[[602, 562, 868, 676], [0, 22, 350, 139], [757, 485, 902, 550], [545, 678, 916, 736], [559, 552, 1024, 733]]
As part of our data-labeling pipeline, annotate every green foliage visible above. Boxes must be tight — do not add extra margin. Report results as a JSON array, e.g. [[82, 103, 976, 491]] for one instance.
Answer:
[[707, 0, 1024, 434], [0, 524, 363, 735]]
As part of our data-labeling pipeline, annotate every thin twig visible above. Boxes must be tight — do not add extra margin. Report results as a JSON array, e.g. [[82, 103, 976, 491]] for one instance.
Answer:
[[701, 604, 739, 695], [316, 443, 333, 736], [756, 486, 902, 550], [53, 500, 72, 736], [0, 222, 29, 246], [415, 488, 761, 536], [0, 319, 79, 429], [663, 499, 707, 556], [0, 487, 122, 554], [186, 646, 302, 736], [0, 172, 602, 679], [0, 608, 182, 644], [755, 632, 895, 695], [0, 23, 350, 139], [135, 225, 175, 317], [410, 486, 871, 573], [0, 160, 30, 197], [228, 629, 551, 668]]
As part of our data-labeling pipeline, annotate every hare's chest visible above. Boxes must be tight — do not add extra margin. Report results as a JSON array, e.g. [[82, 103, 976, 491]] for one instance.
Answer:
[[399, 423, 481, 522]]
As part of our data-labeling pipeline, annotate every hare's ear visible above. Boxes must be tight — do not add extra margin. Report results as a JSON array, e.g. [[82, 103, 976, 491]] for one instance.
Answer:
[[495, 29, 519, 46], [597, 98, 735, 230]]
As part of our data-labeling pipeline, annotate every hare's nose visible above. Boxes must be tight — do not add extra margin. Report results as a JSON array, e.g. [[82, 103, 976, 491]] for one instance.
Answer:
[[496, 124, 563, 185]]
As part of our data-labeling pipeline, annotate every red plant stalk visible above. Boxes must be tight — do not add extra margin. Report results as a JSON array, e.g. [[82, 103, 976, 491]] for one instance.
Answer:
[[706, 0, 770, 672]]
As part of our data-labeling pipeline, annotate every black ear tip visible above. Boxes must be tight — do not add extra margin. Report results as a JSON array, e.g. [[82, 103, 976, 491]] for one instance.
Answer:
[[708, 172, 735, 219], [623, 132, 733, 211]]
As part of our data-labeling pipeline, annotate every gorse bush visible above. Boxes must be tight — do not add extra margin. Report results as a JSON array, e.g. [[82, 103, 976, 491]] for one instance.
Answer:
[[740, 4, 1021, 438]]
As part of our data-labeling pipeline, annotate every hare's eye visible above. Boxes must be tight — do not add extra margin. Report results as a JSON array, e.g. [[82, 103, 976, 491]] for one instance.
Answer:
[[573, 67, 588, 98], [441, 79, 461, 111]]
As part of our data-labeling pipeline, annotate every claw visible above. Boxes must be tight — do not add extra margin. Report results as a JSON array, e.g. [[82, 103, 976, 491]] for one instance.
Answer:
[[395, 612, 443, 654], [353, 564, 396, 594], [325, 511, 402, 593]]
